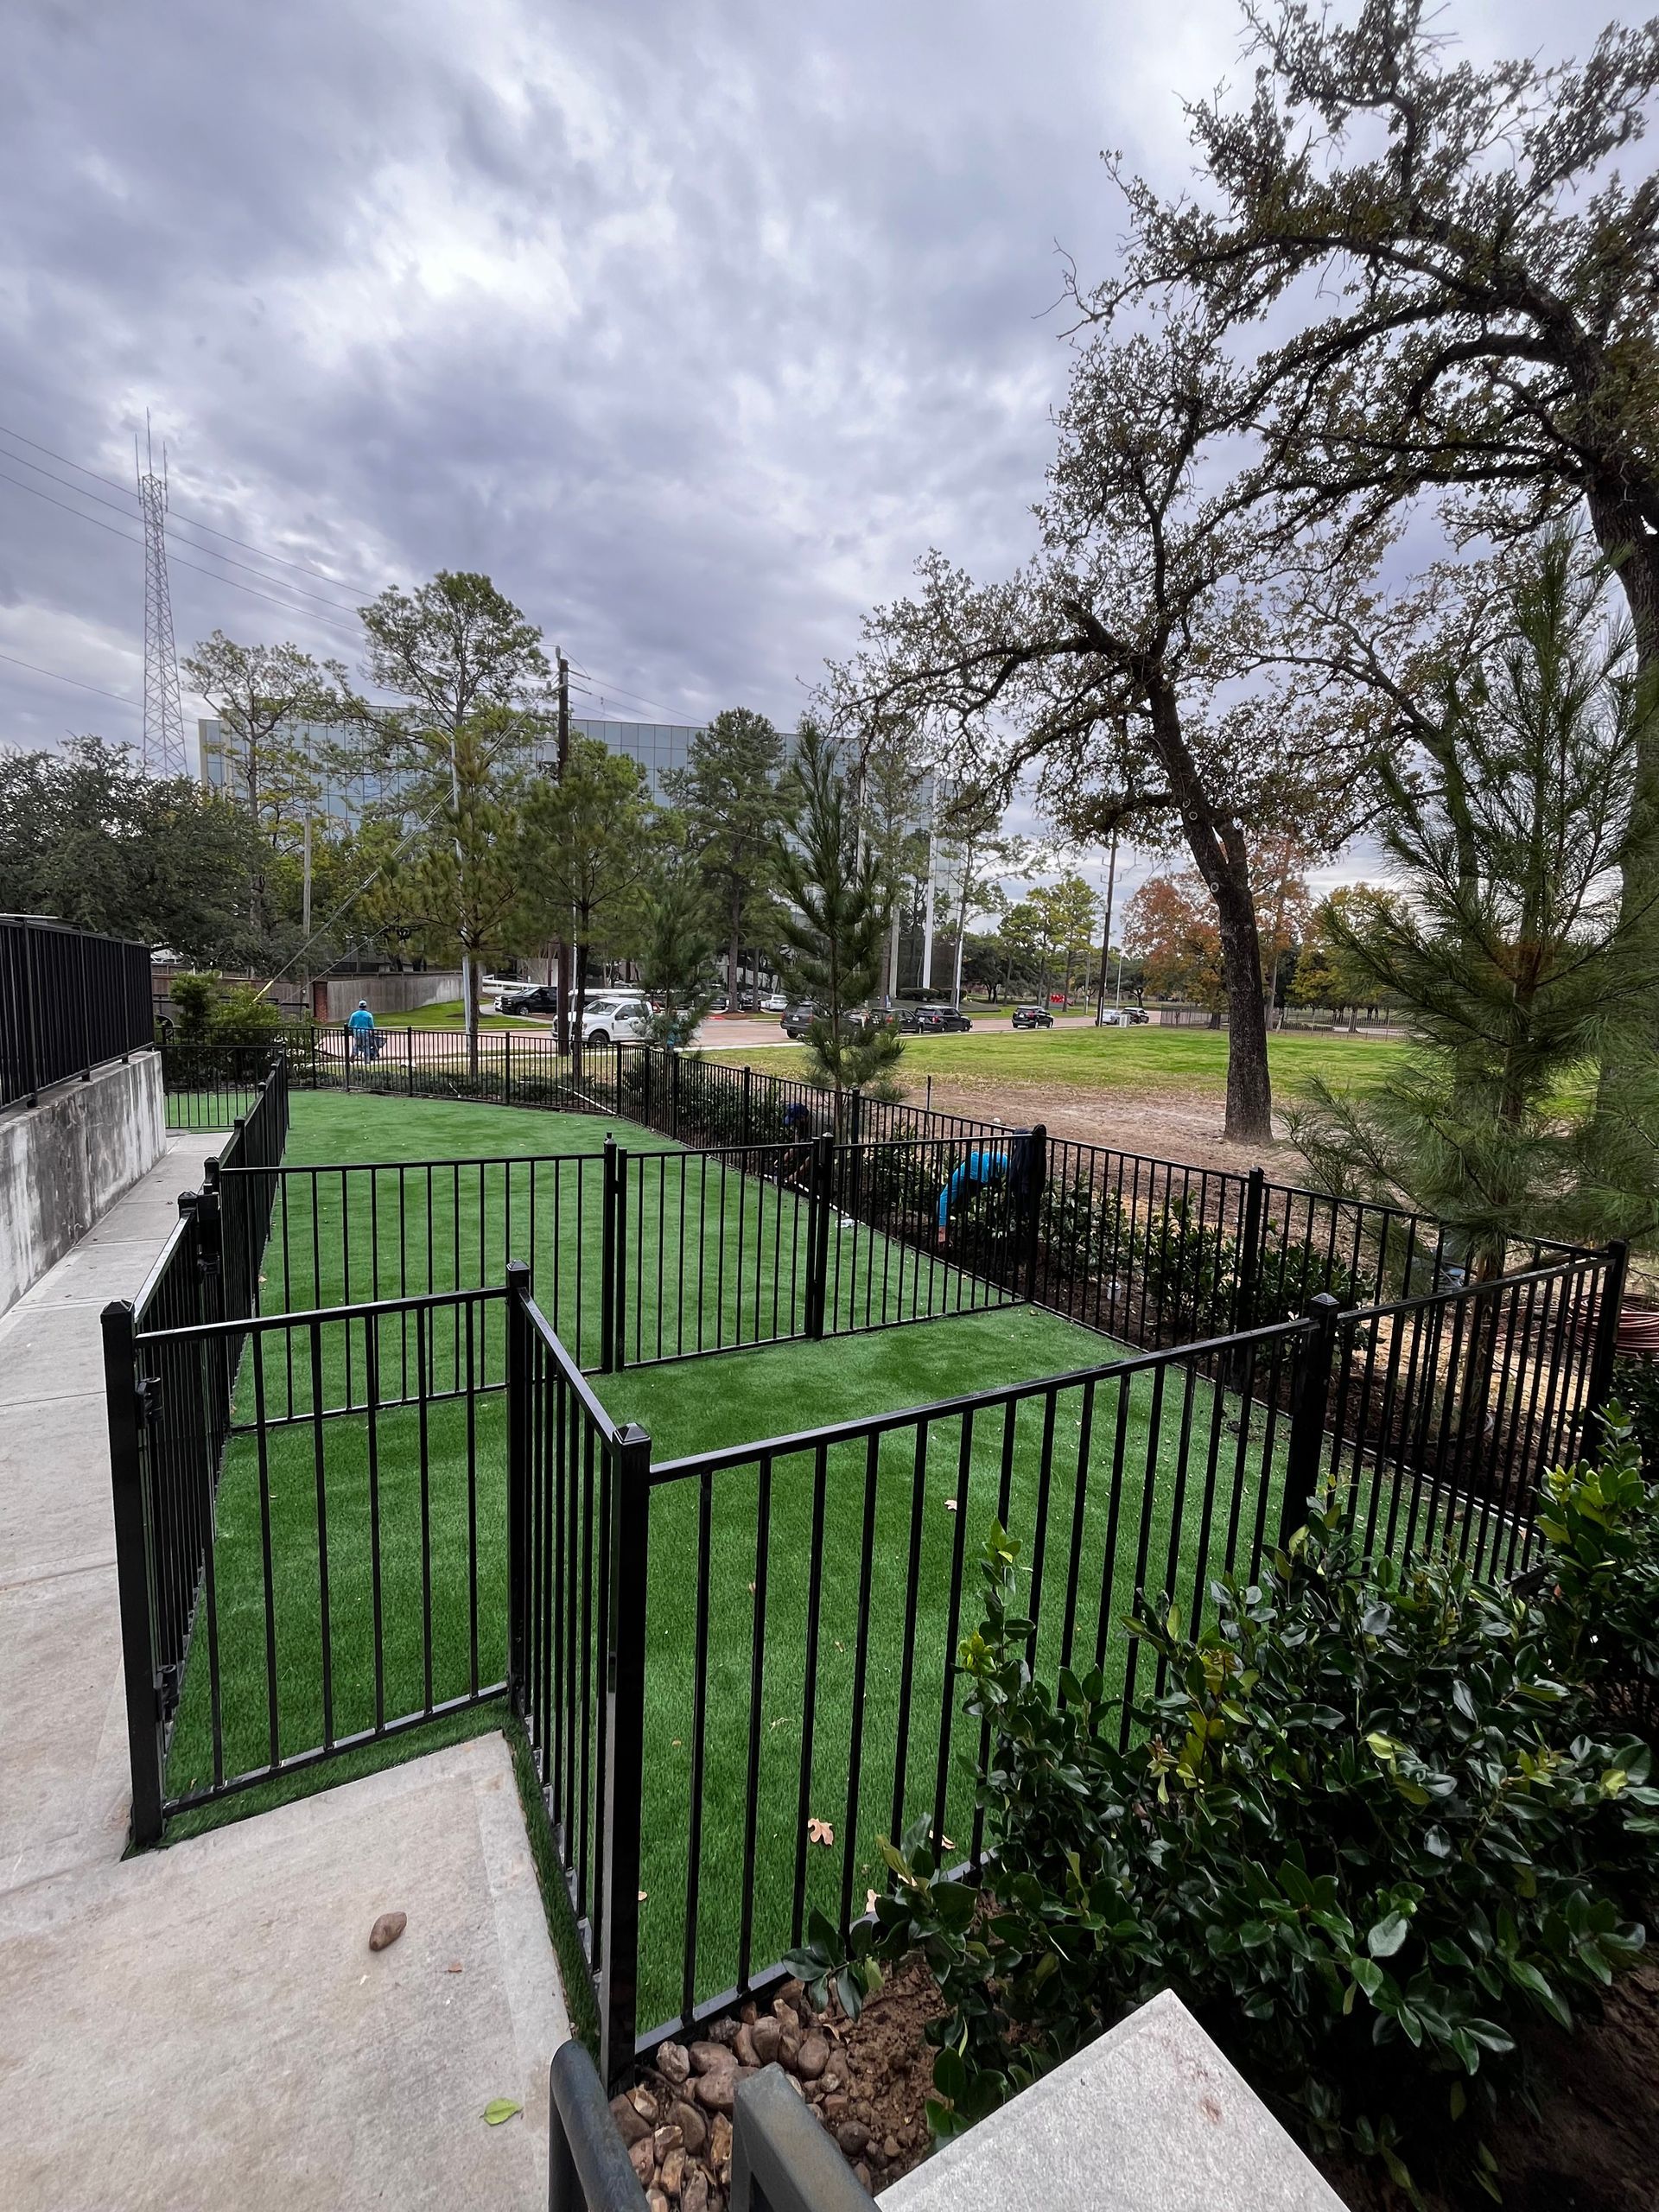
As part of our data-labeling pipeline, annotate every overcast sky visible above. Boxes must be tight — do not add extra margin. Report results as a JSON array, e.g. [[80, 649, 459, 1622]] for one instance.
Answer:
[[0, 0, 1640, 914]]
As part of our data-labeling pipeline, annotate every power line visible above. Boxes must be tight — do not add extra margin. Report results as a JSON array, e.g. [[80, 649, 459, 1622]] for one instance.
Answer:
[[0, 418, 385, 596], [0, 467, 367, 640], [0, 646, 138, 706]]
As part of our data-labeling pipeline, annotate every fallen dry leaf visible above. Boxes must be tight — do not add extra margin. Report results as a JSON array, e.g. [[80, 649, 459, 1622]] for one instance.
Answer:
[[944, 1498, 958, 1513], [639, 1890, 649, 1903], [368, 1910, 406, 1952], [446, 1961, 464, 1974], [806, 1816, 835, 1847]]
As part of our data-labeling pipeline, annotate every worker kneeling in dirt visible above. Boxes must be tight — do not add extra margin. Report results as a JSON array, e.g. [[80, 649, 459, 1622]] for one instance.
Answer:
[[936, 1129, 1032, 1248]]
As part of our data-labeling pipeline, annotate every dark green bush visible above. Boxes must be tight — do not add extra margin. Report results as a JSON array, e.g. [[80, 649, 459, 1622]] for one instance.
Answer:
[[1135, 1197, 1240, 1333], [1611, 1352, 1659, 1476], [1244, 1230, 1375, 1327], [1536, 1405, 1659, 1749], [792, 1446, 1659, 2197]]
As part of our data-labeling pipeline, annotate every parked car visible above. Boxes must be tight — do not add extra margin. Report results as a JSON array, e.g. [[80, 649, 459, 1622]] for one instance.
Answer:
[[1096, 1006, 1150, 1027], [1011, 1004, 1053, 1029], [781, 1001, 885, 1040], [497, 983, 560, 1017], [900, 1005, 973, 1034], [581, 994, 652, 1046], [761, 991, 788, 1013]]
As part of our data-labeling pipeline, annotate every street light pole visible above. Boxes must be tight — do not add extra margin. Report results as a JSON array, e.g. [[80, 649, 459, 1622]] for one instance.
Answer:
[[556, 649, 572, 1056], [1093, 831, 1118, 1028]]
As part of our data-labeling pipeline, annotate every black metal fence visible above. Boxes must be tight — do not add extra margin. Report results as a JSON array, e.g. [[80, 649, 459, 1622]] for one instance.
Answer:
[[158, 1042, 280, 1130], [1, 913, 152, 1111], [103, 1058, 291, 1839], [219, 1129, 1027, 1395], [104, 1038, 1627, 2094]]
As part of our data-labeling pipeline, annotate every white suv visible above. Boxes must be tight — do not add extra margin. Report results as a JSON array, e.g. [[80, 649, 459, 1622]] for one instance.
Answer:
[[581, 994, 651, 1046]]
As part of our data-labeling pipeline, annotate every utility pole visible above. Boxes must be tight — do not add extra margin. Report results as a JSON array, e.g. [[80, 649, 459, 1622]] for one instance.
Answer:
[[555, 649, 573, 1055], [302, 806, 313, 1020], [1093, 831, 1118, 1028]]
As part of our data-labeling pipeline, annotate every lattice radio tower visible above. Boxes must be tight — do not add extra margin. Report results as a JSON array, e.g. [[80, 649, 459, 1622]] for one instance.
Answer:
[[136, 415, 187, 776]]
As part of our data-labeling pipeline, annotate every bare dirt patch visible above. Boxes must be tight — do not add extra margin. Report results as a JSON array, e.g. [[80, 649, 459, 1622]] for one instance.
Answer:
[[909, 1071, 1299, 1176]]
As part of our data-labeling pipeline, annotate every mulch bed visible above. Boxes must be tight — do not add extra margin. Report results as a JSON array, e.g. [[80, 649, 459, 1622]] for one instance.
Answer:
[[614, 1954, 1659, 2211]]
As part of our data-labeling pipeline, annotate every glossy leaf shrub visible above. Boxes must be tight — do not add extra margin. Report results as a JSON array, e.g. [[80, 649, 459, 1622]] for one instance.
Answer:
[[793, 1452, 1659, 2197]]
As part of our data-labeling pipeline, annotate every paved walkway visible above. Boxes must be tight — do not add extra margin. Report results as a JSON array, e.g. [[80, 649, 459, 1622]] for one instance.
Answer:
[[0, 1133, 569, 2209]]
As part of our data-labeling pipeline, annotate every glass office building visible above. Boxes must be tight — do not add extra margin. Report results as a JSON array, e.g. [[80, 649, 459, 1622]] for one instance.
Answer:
[[197, 715, 708, 814]]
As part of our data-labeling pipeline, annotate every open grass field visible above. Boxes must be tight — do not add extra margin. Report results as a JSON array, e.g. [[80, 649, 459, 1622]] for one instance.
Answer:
[[708, 1022, 1410, 1099]]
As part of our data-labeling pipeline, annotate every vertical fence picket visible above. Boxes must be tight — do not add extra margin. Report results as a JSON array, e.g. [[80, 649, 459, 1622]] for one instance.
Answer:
[[600, 1423, 652, 2089]]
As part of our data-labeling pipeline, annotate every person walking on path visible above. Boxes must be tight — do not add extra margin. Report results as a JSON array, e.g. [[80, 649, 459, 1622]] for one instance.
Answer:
[[347, 1000, 380, 1062]]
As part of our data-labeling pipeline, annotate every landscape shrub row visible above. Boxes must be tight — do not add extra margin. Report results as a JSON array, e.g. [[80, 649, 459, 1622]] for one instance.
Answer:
[[791, 1407, 1659, 2201]]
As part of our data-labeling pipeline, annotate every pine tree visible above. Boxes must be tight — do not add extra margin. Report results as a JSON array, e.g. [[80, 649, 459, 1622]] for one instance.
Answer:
[[773, 723, 903, 1099], [666, 708, 790, 1012], [1290, 533, 1659, 1258]]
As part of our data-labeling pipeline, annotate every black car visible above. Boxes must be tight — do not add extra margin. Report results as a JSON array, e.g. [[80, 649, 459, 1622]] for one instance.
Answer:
[[497, 984, 561, 1017], [1011, 1004, 1053, 1029], [901, 1005, 973, 1034]]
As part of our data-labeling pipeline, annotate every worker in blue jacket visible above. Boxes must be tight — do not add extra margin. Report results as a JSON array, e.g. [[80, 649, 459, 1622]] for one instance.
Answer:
[[935, 1129, 1031, 1247]]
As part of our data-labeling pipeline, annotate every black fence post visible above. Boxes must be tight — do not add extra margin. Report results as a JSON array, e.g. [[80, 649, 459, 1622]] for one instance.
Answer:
[[1236, 1166, 1267, 1330], [670, 1048, 681, 1143], [613, 1147, 630, 1370], [741, 1062, 753, 1147], [806, 1131, 836, 1339], [1584, 1238, 1630, 1434], [600, 1421, 652, 2092], [505, 1261, 531, 1716], [601, 1139, 619, 1374], [103, 1299, 164, 1847], [1022, 1122, 1048, 1301], [1280, 1292, 1341, 1554]]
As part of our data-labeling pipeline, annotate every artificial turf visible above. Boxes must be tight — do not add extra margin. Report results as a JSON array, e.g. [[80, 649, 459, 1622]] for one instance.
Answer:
[[165, 1088, 1297, 2036]]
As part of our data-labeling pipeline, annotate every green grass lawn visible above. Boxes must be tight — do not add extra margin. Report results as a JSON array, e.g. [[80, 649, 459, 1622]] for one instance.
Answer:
[[709, 1023, 1410, 1097], [168, 1293, 1291, 2036], [253, 1092, 1011, 1403], [167, 1084, 1384, 2041]]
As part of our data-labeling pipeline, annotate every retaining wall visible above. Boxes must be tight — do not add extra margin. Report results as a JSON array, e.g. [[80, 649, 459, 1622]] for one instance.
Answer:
[[0, 1052, 166, 1319]]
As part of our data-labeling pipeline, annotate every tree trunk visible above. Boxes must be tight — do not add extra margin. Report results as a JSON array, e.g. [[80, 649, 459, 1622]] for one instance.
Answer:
[[462, 950, 479, 1081], [728, 882, 742, 1015], [1146, 681, 1274, 1145]]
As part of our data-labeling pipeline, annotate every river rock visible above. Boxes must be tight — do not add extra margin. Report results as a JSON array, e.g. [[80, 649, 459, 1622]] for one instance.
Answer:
[[671, 2101, 707, 2155], [611, 2095, 652, 2147]]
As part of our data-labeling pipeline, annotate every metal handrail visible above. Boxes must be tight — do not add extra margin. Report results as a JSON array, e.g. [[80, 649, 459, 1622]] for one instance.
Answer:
[[731, 2065, 879, 2212], [548, 2041, 649, 2212]]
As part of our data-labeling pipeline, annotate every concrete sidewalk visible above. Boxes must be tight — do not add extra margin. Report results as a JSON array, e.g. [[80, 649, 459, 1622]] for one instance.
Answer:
[[0, 1132, 218, 1895], [0, 1134, 571, 2208]]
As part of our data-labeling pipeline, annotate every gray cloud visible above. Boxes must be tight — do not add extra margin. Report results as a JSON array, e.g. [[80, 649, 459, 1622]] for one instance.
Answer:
[[0, 0, 1639, 792]]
